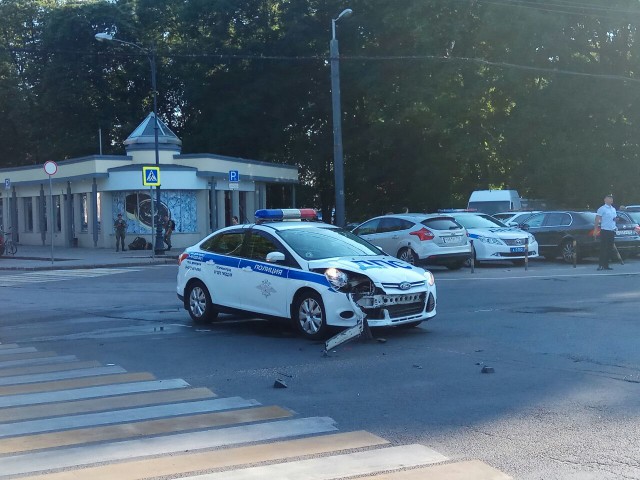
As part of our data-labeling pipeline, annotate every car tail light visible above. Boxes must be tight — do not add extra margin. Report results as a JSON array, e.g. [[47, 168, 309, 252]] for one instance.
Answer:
[[410, 227, 435, 241], [178, 253, 189, 265]]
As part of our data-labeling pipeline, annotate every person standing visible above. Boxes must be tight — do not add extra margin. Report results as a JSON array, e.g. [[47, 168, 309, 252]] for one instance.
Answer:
[[163, 214, 175, 251], [595, 194, 617, 270], [231, 215, 239, 225], [114, 213, 127, 252]]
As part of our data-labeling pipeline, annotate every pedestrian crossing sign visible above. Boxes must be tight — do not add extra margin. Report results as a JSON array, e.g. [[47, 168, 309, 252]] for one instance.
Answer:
[[142, 166, 161, 186]]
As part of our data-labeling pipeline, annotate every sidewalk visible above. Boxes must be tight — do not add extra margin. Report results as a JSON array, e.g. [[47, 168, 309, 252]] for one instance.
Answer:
[[0, 244, 179, 271]]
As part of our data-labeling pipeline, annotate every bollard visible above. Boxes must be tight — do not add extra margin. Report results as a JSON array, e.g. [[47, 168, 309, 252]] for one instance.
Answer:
[[469, 239, 475, 273], [524, 237, 529, 271], [573, 239, 577, 268]]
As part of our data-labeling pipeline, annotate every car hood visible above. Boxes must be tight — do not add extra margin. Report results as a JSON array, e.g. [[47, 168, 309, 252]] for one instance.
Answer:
[[468, 227, 530, 239], [307, 255, 428, 282]]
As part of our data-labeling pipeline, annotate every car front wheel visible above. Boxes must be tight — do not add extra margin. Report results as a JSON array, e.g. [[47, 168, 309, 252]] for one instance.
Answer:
[[186, 281, 219, 324], [292, 291, 329, 340], [561, 240, 577, 264]]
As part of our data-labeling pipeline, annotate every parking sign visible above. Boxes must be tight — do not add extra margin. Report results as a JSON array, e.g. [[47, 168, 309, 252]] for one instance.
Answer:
[[229, 170, 239, 182]]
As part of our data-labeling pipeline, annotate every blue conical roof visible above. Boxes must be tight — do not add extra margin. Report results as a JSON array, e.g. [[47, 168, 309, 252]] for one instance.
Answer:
[[124, 113, 182, 149]]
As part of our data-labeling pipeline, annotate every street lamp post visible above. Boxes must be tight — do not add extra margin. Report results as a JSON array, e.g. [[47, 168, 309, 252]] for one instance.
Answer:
[[95, 33, 165, 255], [330, 8, 352, 227]]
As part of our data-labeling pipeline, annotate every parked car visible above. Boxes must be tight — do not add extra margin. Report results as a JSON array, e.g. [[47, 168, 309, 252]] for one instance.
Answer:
[[445, 212, 538, 265], [352, 213, 470, 270], [611, 211, 640, 256], [177, 209, 437, 340], [492, 211, 541, 227], [522, 210, 640, 263]]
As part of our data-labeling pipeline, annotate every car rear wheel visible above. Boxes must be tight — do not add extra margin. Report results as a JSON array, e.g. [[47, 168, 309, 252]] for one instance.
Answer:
[[292, 291, 329, 340], [561, 240, 577, 264], [398, 247, 418, 265], [186, 281, 219, 324]]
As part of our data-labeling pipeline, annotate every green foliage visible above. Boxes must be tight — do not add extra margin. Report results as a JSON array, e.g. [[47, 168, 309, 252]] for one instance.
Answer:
[[1, 0, 640, 216]]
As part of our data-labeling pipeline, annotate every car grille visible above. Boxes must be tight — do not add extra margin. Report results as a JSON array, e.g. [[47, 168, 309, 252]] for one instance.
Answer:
[[380, 280, 426, 289], [364, 292, 426, 319], [502, 238, 528, 246]]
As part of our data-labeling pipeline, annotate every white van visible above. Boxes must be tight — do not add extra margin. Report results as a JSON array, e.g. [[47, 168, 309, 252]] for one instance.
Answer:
[[467, 190, 522, 215]]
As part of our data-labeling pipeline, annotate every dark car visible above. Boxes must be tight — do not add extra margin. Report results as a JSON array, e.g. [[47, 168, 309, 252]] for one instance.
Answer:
[[523, 211, 640, 263]]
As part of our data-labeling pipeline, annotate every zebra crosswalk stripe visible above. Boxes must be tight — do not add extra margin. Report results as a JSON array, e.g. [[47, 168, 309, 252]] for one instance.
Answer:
[[0, 378, 191, 407], [0, 397, 261, 438], [0, 268, 139, 287]]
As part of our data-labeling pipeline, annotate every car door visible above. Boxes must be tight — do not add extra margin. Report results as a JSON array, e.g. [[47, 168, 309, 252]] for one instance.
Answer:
[[374, 217, 415, 256], [198, 229, 246, 308], [353, 217, 402, 255], [541, 213, 572, 249], [236, 230, 294, 317], [523, 213, 549, 248]]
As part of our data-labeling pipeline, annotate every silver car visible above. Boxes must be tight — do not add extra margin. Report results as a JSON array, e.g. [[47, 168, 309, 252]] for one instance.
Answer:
[[353, 213, 470, 270]]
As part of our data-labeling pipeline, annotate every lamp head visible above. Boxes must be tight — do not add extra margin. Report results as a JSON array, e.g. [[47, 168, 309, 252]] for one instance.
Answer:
[[336, 8, 353, 21], [95, 32, 113, 42]]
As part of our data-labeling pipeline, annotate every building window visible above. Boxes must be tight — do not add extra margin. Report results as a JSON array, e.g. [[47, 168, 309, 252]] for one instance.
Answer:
[[53, 195, 61, 232], [80, 193, 88, 232], [24, 197, 33, 232]]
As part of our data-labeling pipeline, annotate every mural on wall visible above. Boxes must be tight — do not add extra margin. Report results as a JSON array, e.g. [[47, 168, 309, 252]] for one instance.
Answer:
[[112, 191, 197, 234]]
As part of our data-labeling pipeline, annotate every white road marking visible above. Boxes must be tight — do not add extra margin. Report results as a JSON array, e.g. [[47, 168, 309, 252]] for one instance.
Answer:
[[0, 355, 78, 369], [0, 379, 191, 408], [0, 365, 127, 386], [180, 444, 448, 480], [0, 268, 140, 287], [0, 417, 338, 477], [0, 347, 37, 355], [0, 397, 260, 437]]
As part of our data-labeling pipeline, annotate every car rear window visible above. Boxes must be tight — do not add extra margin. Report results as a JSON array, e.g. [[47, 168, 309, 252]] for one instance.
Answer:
[[422, 218, 463, 231]]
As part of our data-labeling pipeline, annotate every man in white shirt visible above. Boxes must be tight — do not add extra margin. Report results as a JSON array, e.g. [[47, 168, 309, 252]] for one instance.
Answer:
[[595, 194, 617, 271]]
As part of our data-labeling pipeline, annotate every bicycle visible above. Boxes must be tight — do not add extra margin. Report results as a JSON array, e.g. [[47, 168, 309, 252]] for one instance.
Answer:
[[0, 227, 17, 256]]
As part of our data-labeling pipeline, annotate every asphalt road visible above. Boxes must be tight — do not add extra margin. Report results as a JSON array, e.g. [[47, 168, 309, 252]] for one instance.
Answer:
[[0, 258, 639, 479]]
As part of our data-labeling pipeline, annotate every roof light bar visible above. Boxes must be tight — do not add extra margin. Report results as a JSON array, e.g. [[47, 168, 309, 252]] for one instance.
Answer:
[[255, 208, 318, 222]]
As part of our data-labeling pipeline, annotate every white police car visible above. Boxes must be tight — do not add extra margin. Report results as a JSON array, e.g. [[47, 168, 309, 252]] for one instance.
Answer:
[[177, 209, 437, 339], [446, 212, 538, 265]]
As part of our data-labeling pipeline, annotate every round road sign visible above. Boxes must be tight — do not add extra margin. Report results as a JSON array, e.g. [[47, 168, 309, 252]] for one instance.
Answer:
[[44, 161, 58, 176]]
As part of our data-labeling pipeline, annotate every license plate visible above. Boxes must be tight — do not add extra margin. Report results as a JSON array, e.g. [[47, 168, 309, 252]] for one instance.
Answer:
[[510, 247, 526, 253], [617, 230, 633, 236], [442, 236, 461, 244]]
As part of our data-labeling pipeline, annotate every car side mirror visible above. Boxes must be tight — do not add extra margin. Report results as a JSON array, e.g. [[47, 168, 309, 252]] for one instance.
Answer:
[[266, 251, 286, 263], [519, 223, 530, 231]]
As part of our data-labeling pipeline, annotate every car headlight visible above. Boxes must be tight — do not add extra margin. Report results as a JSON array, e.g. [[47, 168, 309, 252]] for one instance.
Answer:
[[528, 234, 535, 244], [424, 270, 435, 286], [325, 268, 348, 289], [477, 236, 503, 245]]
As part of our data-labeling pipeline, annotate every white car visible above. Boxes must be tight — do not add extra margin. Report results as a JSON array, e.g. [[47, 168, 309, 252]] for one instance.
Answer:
[[177, 209, 437, 340], [492, 211, 541, 227], [447, 212, 539, 265], [352, 213, 470, 270]]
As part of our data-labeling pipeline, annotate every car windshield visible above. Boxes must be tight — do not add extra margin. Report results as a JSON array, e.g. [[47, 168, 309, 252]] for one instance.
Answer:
[[277, 227, 382, 259], [454, 214, 507, 229]]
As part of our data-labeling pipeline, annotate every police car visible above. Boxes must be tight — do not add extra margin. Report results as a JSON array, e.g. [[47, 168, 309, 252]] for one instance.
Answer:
[[177, 209, 437, 339], [445, 211, 539, 265]]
